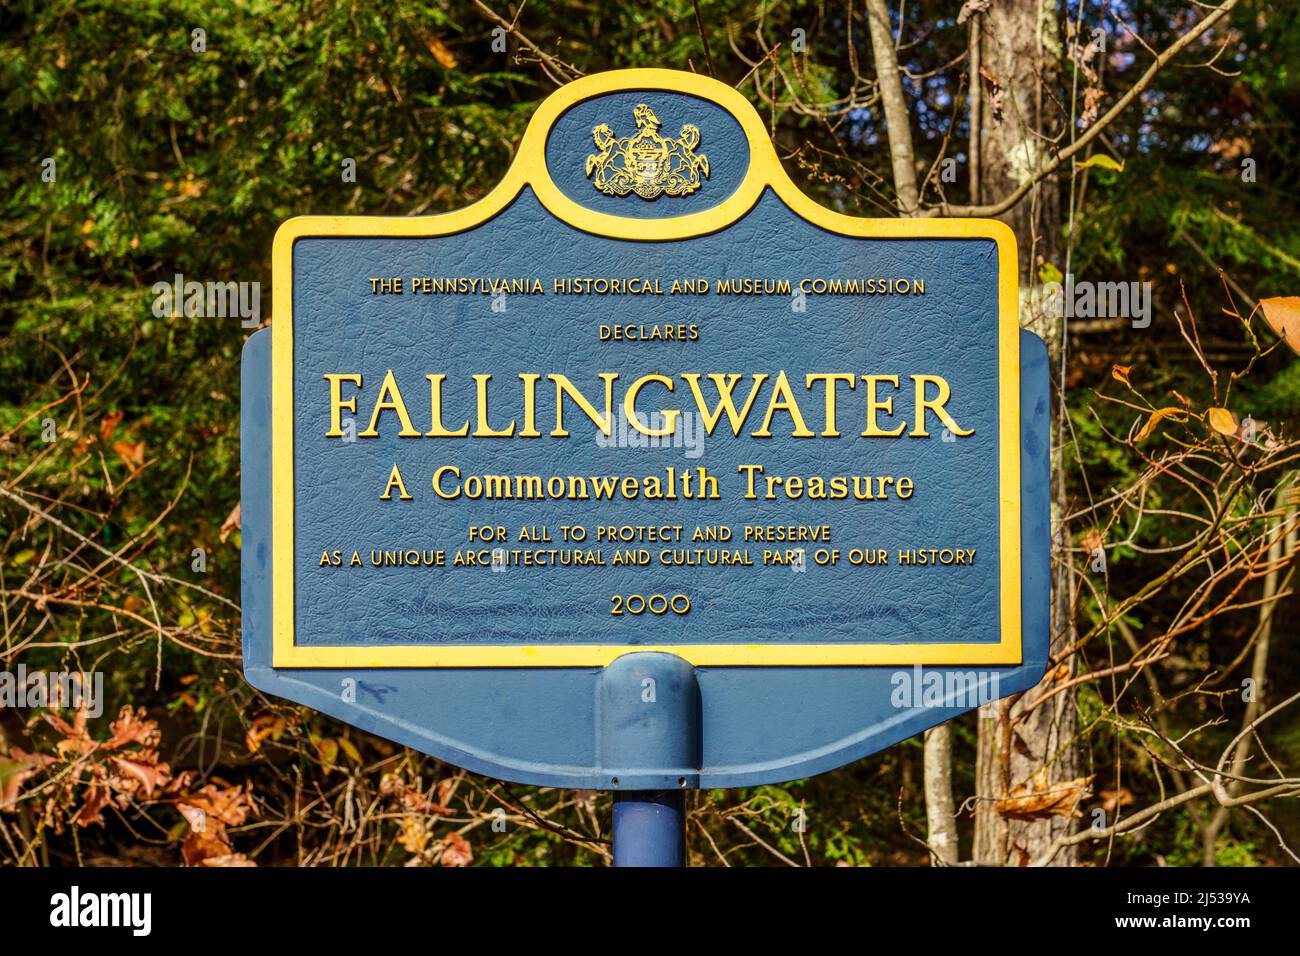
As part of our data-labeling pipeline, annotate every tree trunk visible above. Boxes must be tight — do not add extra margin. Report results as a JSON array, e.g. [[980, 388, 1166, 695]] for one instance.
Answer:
[[973, 0, 1079, 867], [924, 725, 959, 864], [864, 0, 920, 214]]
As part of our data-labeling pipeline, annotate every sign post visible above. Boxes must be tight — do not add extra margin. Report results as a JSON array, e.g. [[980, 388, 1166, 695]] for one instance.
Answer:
[[613, 789, 686, 867], [241, 69, 1051, 866]]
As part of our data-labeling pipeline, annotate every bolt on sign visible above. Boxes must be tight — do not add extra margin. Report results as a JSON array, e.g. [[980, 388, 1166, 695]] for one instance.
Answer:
[[241, 69, 1051, 791]]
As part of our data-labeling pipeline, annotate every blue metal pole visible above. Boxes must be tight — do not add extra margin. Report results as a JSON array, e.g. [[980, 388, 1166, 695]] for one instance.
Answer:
[[613, 790, 686, 867]]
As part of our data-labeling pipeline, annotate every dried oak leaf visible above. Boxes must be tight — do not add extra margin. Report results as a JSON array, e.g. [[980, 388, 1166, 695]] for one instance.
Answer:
[[996, 769, 1093, 821], [175, 783, 256, 867], [44, 710, 95, 758], [176, 783, 253, 828], [108, 754, 172, 800], [73, 776, 114, 827], [182, 826, 237, 866], [1081, 86, 1104, 127], [379, 773, 452, 816], [439, 832, 473, 867], [107, 706, 161, 750]]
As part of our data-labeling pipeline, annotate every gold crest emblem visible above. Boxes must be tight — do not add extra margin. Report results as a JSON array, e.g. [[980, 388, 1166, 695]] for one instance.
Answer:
[[584, 104, 710, 199]]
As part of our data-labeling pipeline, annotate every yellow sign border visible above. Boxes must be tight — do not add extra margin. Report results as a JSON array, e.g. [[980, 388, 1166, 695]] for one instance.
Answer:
[[271, 68, 1021, 668]]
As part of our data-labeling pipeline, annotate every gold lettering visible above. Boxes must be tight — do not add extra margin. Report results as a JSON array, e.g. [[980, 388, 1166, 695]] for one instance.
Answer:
[[805, 373, 857, 437], [471, 374, 516, 437], [754, 371, 814, 438], [681, 373, 769, 436], [358, 369, 421, 437], [424, 374, 470, 437], [860, 375, 906, 437], [551, 373, 618, 437], [323, 373, 362, 437], [379, 463, 413, 500], [910, 375, 973, 437]]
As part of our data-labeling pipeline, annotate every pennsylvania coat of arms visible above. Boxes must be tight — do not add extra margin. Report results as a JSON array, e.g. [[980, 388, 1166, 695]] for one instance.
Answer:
[[584, 103, 710, 199]]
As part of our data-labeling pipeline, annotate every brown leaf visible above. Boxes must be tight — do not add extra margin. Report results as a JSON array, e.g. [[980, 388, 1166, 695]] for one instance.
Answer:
[[73, 778, 113, 827], [107, 706, 161, 750], [109, 755, 171, 799], [99, 410, 124, 441], [42, 709, 86, 741], [45, 710, 95, 756], [219, 501, 241, 543], [177, 802, 207, 833], [426, 36, 458, 70], [1135, 406, 1188, 442], [1207, 406, 1238, 436], [182, 827, 236, 866], [1099, 787, 1135, 813], [397, 815, 431, 854], [245, 714, 287, 754], [112, 439, 145, 470], [1259, 296, 1300, 355], [1080, 86, 1104, 127], [310, 734, 339, 772], [439, 831, 473, 867], [379, 773, 452, 816], [995, 769, 1093, 821], [175, 783, 253, 828], [978, 67, 1004, 124]]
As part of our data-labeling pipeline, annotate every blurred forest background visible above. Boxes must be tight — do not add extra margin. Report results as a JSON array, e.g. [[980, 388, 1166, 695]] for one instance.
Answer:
[[1, 0, 1298, 866]]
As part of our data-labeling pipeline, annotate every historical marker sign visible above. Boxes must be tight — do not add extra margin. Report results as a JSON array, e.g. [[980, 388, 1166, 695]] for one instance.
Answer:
[[242, 69, 1050, 790]]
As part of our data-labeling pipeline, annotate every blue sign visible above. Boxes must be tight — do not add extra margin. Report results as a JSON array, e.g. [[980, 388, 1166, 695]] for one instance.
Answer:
[[241, 69, 1050, 790]]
